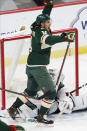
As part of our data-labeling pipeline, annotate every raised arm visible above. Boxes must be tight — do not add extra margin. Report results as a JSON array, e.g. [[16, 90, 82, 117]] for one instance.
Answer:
[[42, 0, 53, 16], [31, 0, 53, 29], [41, 32, 75, 47]]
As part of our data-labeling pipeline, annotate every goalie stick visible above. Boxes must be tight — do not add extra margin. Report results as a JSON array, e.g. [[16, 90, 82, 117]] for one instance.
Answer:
[[70, 82, 87, 94]]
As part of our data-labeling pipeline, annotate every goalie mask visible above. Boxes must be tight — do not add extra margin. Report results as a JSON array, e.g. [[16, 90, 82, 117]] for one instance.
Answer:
[[36, 14, 50, 25]]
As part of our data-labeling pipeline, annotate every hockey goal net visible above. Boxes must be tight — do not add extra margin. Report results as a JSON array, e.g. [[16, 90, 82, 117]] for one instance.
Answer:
[[0, 28, 79, 110]]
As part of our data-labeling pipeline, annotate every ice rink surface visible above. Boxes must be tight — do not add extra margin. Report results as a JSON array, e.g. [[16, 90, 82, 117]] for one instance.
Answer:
[[0, 109, 87, 131], [0, 54, 87, 131]]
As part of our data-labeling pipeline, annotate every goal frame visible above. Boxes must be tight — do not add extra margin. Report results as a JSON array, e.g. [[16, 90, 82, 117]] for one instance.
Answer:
[[0, 28, 79, 110]]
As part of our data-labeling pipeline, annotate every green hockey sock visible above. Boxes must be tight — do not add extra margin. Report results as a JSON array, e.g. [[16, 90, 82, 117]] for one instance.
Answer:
[[39, 106, 49, 116], [14, 98, 24, 108]]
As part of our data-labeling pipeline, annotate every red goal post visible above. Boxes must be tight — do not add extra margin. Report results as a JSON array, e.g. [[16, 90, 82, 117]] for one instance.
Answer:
[[0, 28, 79, 110]]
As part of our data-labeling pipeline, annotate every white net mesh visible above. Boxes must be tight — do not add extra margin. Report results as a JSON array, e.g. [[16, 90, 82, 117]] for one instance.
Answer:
[[48, 40, 76, 91], [5, 38, 30, 93]]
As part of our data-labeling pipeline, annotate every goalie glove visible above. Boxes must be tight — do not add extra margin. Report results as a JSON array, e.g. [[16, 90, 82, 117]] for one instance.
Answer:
[[65, 32, 75, 42], [44, 0, 53, 5], [58, 95, 74, 114]]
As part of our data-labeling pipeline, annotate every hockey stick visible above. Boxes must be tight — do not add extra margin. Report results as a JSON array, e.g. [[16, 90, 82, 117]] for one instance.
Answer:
[[0, 87, 37, 108], [0, 87, 50, 100], [0, 87, 28, 97], [70, 82, 87, 94], [56, 41, 70, 91], [0, 87, 52, 110]]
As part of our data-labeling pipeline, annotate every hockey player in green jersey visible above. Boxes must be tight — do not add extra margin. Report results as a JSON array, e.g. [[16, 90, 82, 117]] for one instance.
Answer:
[[8, 0, 75, 124]]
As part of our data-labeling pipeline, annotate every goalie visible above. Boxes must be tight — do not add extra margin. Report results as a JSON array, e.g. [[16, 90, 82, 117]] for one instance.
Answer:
[[48, 69, 87, 115], [8, 0, 74, 124]]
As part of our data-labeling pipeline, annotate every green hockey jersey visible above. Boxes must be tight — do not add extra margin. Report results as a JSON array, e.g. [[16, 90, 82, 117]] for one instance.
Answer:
[[27, 5, 67, 66]]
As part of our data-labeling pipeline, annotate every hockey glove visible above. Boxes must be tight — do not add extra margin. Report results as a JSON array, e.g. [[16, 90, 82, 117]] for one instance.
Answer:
[[65, 32, 75, 42], [44, 0, 53, 5], [66, 92, 75, 107], [58, 97, 74, 114]]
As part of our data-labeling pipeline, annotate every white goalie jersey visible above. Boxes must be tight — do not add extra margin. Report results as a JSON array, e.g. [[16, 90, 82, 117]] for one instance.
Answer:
[[48, 68, 87, 114], [49, 85, 87, 115], [35, 68, 87, 115]]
